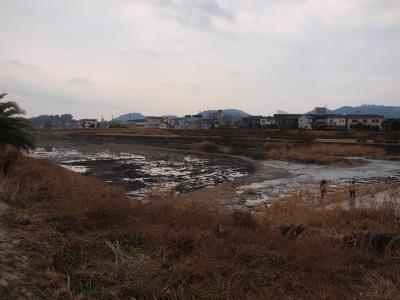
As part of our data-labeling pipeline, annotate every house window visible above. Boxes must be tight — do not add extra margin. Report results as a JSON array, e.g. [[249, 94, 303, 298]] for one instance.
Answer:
[[362, 119, 367, 123], [372, 119, 379, 123], [352, 119, 358, 123], [329, 119, 333, 124]]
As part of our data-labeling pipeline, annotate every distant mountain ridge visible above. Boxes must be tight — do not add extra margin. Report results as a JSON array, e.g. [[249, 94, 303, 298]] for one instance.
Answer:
[[307, 105, 400, 118], [200, 109, 250, 120], [114, 109, 250, 121], [161, 115, 178, 119], [30, 114, 75, 127], [114, 112, 145, 121]]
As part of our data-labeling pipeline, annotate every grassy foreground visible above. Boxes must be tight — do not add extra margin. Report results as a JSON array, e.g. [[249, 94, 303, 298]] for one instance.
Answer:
[[0, 150, 399, 299]]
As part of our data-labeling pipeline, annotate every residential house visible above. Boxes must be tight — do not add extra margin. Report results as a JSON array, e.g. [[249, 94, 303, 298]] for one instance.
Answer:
[[182, 114, 203, 129], [174, 118, 185, 129], [326, 115, 347, 130], [78, 119, 98, 128], [184, 114, 202, 124], [97, 121, 110, 129], [312, 115, 328, 130], [273, 114, 301, 130], [127, 119, 147, 129], [384, 118, 400, 131], [260, 116, 277, 129], [298, 115, 314, 130], [197, 119, 215, 130], [240, 116, 263, 128], [146, 116, 162, 129], [346, 115, 384, 131], [159, 121, 171, 129], [315, 107, 328, 116], [216, 122, 238, 129], [165, 118, 177, 127]]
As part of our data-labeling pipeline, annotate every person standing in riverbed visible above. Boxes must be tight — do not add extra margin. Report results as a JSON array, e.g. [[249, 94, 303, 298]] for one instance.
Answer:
[[349, 181, 356, 204], [320, 180, 328, 199]]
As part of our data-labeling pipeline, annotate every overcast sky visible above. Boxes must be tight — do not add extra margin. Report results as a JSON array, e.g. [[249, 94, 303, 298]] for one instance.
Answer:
[[1, 0, 400, 119]]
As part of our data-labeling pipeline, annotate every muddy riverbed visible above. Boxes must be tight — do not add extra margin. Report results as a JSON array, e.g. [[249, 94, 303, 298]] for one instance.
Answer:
[[233, 158, 400, 208], [32, 138, 400, 207], [31, 141, 253, 197]]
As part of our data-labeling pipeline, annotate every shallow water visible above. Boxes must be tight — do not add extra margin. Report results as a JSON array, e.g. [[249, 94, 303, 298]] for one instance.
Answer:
[[31, 147, 249, 197], [235, 158, 400, 207]]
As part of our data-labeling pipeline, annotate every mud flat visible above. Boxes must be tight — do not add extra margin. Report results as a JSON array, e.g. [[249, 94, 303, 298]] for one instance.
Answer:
[[31, 139, 255, 197], [232, 158, 400, 208]]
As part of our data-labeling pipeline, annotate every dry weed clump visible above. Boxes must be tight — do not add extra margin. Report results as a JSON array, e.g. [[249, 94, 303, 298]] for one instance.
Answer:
[[241, 186, 257, 195], [1, 150, 400, 299], [265, 143, 386, 164], [190, 140, 219, 153]]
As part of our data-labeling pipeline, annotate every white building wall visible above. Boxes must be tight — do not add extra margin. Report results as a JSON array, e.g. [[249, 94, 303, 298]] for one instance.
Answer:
[[298, 115, 313, 130], [347, 117, 384, 130], [327, 117, 346, 128]]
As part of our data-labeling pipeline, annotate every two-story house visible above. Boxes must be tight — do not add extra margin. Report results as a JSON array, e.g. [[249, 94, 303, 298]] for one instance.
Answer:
[[346, 115, 384, 131]]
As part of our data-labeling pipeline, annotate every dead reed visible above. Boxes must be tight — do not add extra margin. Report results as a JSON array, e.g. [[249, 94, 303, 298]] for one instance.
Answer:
[[0, 150, 399, 299], [265, 143, 386, 164], [190, 140, 219, 152]]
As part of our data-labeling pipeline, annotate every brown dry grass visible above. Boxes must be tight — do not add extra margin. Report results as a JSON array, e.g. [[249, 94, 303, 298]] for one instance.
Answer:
[[0, 150, 399, 299], [265, 143, 386, 164], [242, 186, 257, 195], [190, 140, 219, 152], [66, 127, 175, 136]]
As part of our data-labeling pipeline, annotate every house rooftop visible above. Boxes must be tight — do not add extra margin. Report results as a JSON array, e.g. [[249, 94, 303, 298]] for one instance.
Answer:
[[127, 119, 147, 122], [340, 114, 384, 118], [273, 114, 301, 118], [79, 119, 97, 121], [242, 115, 263, 119], [306, 114, 385, 119]]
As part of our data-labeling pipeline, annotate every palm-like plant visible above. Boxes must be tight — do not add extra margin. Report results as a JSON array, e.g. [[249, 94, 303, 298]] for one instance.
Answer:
[[0, 93, 35, 150]]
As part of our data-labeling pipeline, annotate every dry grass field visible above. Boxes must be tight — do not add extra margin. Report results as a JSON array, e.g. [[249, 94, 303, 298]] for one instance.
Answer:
[[0, 150, 399, 299], [265, 143, 386, 164]]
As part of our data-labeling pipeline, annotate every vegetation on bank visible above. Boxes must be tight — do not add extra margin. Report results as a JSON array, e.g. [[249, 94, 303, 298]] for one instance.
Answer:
[[0, 150, 399, 299], [265, 144, 386, 164], [46, 127, 400, 141], [0, 93, 34, 150]]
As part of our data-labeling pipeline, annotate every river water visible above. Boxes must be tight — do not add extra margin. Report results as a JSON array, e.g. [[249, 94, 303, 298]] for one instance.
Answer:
[[234, 158, 400, 207], [31, 145, 400, 206]]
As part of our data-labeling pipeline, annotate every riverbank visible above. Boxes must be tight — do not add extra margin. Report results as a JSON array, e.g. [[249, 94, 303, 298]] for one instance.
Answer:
[[1, 150, 400, 299], [35, 130, 400, 161], [31, 137, 258, 197], [33, 132, 400, 208]]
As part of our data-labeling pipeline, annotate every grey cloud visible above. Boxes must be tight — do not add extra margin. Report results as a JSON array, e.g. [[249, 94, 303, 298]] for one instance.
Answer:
[[4, 80, 83, 107], [5, 59, 41, 71], [154, 0, 235, 30], [3, 78, 127, 114], [66, 78, 92, 86]]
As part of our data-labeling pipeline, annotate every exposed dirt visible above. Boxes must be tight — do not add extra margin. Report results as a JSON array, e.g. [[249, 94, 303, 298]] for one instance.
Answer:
[[32, 137, 257, 197]]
